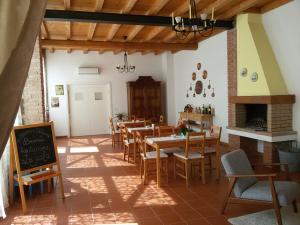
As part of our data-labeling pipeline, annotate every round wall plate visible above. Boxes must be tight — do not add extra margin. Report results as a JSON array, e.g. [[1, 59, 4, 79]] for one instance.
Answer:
[[251, 72, 258, 82], [195, 80, 203, 94]]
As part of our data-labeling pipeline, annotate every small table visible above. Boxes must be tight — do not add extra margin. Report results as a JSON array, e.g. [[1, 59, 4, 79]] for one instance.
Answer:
[[116, 120, 145, 128], [145, 135, 220, 187]]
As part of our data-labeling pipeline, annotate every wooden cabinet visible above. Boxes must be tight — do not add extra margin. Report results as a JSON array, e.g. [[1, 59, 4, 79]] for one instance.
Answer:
[[127, 76, 162, 122]]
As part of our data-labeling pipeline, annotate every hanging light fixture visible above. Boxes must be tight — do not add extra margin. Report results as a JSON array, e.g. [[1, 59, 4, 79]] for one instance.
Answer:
[[116, 36, 135, 73], [172, 0, 216, 39]]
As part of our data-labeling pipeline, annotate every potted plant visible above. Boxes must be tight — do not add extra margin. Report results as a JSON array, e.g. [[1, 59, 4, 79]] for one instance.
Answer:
[[176, 119, 192, 136], [275, 141, 300, 173], [115, 113, 125, 121]]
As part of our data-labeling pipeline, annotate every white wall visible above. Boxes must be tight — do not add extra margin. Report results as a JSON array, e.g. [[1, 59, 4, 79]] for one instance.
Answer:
[[46, 51, 164, 136], [173, 32, 229, 143], [263, 0, 300, 142]]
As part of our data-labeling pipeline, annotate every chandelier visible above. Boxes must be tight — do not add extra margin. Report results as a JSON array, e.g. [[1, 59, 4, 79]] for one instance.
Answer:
[[116, 36, 135, 73], [116, 51, 135, 73], [172, 0, 216, 39]]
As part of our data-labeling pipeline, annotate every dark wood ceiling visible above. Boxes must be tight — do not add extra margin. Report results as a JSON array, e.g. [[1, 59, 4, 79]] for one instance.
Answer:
[[42, 0, 292, 54]]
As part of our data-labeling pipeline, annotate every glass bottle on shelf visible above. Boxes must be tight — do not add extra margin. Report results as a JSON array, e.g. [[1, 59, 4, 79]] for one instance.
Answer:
[[202, 104, 205, 114], [208, 104, 212, 115]]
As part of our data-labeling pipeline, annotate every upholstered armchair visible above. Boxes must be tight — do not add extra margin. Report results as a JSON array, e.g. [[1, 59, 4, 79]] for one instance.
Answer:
[[221, 149, 300, 225]]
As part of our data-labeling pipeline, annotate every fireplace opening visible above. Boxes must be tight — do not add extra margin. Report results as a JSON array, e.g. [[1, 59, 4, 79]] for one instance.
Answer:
[[245, 104, 267, 131]]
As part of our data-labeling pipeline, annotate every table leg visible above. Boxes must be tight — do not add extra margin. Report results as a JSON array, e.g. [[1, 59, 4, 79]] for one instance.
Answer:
[[216, 143, 220, 180], [156, 145, 161, 187], [133, 132, 136, 163]]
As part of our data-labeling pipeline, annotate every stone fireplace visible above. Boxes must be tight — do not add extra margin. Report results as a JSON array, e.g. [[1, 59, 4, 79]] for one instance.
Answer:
[[227, 95, 296, 164]]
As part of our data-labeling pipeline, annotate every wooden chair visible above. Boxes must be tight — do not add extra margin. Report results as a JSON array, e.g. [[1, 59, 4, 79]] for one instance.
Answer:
[[221, 149, 300, 225], [158, 125, 175, 137], [109, 117, 121, 148], [137, 131, 168, 185], [173, 132, 206, 187], [121, 127, 135, 163], [204, 125, 222, 173]]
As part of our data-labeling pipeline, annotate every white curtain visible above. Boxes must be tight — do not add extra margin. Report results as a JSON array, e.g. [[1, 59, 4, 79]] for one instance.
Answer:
[[0, 144, 9, 218], [0, 0, 47, 218]]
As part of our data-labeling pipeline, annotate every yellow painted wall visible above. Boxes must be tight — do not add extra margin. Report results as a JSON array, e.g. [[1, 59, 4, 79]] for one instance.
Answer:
[[237, 14, 288, 96]]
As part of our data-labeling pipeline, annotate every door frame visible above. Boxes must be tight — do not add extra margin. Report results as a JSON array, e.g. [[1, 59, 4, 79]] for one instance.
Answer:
[[67, 82, 112, 137]]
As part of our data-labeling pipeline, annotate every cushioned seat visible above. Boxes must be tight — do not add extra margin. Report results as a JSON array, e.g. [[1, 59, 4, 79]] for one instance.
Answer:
[[173, 151, 203, 160], [124, 139, 134, 145], [204, 147, 216, 153], [141, 151, 168, 159], [161, 147, 183, 154], [241, 181, 300, 206]]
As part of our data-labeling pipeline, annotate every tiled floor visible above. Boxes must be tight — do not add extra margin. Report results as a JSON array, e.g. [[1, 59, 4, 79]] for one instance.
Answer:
[[3, 135, 274, 225]]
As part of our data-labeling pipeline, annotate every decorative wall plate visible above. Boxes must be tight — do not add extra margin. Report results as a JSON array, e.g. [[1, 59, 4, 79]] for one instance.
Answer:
[[202, 70, 208, 79], [197, 63, 201, 70], [192, 72, 196, 80], [251, 72, 258, 82], [195, 80, 203, 94]]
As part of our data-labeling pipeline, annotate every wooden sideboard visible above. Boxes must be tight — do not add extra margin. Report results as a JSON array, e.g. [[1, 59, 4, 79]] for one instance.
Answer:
[[179, 112, 213, 130]]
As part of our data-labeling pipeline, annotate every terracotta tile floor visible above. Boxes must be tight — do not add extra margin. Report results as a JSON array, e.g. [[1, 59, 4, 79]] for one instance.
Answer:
[[3, 135, 274, 225]]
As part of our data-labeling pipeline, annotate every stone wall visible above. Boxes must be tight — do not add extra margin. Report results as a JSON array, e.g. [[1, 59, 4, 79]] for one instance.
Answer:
[[21, 36, 45, 124]]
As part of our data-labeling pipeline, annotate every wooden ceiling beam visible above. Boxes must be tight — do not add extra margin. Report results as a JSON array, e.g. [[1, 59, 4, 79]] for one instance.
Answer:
[[106, 0, 138, 41], [41, 40, 198, 52], [127, 0, 170, 41], [260, 0, 292, 13], [113, 49, 123, 55], [64, 0, 71, 40], [41, 21, 48, 39], [155, 50, 164, 55], [219, 0, 263, 19], [87, 0, 105, 40], [141, 50, 153, 55]]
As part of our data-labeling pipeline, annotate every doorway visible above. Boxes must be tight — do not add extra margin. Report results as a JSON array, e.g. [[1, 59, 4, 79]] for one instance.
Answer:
[[68, 84, 111, 136]]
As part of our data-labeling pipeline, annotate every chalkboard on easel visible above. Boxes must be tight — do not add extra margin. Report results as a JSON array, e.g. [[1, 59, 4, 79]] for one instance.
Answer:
[[14, 124, 57, 171], [10, 121, 65, 213]]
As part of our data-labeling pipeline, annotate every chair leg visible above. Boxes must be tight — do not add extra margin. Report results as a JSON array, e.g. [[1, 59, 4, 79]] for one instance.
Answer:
[[292, 200, 298, 213], [221, 177, 236, 214], [123, 146, 126, 161], [209, 155, 212, 173], [165, 159, 168, 184], [127, 146, 131, 163], [201, 158, 206, 184], [173, 157, 176, 179], [143, 160, 147, 185], [140, 159, 143, 180], [185, 161, 189, 187], [269, 177, 283, 225]]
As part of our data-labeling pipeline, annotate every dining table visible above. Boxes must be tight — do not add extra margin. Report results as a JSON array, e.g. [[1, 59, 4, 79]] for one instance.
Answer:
[[116, 120, 145, 129], [145, 135, 220, 187]]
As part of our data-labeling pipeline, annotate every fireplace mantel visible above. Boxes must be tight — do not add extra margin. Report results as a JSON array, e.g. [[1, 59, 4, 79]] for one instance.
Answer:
[[229, 95, 295, 104]]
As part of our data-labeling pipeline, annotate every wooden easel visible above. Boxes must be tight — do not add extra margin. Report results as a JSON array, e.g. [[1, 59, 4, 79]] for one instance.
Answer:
[[9, 121, 65, 213]]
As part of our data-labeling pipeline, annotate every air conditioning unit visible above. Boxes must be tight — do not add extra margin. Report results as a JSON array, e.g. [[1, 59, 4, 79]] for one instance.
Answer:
[[78, 67, 100, 75]]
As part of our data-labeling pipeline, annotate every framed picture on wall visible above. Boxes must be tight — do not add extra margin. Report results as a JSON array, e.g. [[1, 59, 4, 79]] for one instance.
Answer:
[[51, 97, 59, 108], [55, 85, 64, 95]]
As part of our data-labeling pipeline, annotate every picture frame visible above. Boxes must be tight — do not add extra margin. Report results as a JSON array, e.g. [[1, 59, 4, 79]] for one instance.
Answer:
[[51, 97, 59, 108], [55, 85, 64, 95]]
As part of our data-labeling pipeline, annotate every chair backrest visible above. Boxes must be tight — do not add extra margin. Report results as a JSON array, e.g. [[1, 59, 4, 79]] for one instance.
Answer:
[[109, 117, 116, 134], [136, 130, 155, 157], [121, 127, 129, 142], [210, 125, 222, 140], [221, 149, 257, 197], [158, 126, 175, 137], [185, 132, 206, 158]]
